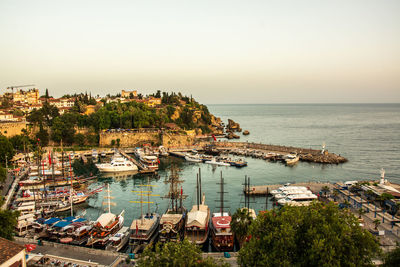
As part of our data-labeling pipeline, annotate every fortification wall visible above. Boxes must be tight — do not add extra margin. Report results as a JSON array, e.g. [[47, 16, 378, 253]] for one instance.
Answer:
[[99, 131, 160, 147], [99, 129, 196, 148], [0, 121, 27, 137]]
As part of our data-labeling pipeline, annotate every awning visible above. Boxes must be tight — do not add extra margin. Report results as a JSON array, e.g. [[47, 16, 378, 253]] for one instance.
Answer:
[[64, 216, 76, 222], [53, 221, 72, 228], [44, 218, 60, 225], [74, 218, 86, 223]]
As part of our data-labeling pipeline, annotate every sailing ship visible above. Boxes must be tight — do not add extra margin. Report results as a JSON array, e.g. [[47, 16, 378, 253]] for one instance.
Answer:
[[87, 184, 125, 248], [159, 165, 187, 242], [185, 169, 210, 245], [210, 172, 234, 251], [129, 178, 160, 253]]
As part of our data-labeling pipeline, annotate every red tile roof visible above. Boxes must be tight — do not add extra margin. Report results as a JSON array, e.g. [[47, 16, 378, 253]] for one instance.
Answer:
[[0, 237, 25, 264]]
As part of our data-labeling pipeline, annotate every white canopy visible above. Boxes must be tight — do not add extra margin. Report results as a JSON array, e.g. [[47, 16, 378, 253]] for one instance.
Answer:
[[96, 212, 116, 228]]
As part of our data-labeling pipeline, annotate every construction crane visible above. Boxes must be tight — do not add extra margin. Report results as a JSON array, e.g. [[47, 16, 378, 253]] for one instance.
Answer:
[[6, 84, 35, 94]]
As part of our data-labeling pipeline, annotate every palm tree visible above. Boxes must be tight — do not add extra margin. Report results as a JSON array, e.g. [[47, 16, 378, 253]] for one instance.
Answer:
[[358, 208, 366, 219], [373, 219, 381, 230], [321, 186, 330, 197], [332, 190, 339, 202], [231, 208, 253, 247]]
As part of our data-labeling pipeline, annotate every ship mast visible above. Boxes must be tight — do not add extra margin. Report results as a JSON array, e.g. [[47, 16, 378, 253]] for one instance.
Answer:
[[216, 171, 228, 216], [103, 184, 115, 213], [162, 165, 187, 212]]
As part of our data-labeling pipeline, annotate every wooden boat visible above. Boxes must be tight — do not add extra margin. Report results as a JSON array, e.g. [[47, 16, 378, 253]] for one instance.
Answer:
[[185, 170, 210, 245], [210, 172, 234, 251], [159, 166, 187, 243], [87, 184, 125, 248], [130, 177, 160, 253]]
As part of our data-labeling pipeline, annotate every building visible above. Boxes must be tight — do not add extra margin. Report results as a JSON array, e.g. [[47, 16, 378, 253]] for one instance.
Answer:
[[121, 90, 137, 98], [145, 97, 162, 107], [0, 237, 27, 267], [12, 89, 39, 105], [84, 105, 96, 115]]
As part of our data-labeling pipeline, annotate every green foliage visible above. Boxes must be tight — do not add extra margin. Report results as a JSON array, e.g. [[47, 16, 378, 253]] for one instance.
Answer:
[[0, 135, 15, 165], [36, 126, 49, 147], [137, 239, 229, 267], [0, 197, 20, 240], [74, 133, 86, 146], [383, 246, 400, 267], [51, 115, 76, 145], [231, 208, 253, 246], [72, 159, 99, 177], [239, 201, 380, 267], [0, 166, 7, 183]]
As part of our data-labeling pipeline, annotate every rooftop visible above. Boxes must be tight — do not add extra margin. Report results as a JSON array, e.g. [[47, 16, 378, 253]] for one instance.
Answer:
[[0, 237, 25, 264]]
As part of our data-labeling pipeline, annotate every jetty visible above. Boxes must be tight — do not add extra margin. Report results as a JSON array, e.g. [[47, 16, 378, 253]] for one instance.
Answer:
[[119, 149, 156, 174], [212, 141, 347, 164]]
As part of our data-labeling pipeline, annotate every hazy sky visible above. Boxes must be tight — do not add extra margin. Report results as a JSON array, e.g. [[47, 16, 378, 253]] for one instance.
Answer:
[[0, 0, 399, 103]]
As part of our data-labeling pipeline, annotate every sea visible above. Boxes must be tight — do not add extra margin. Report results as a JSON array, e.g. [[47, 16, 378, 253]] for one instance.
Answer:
[[80, 104, 400, 230]]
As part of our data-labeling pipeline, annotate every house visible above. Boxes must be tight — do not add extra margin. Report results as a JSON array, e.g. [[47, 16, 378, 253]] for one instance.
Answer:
[[84, 105, 96, 115], [121, 90, 137, 98], [0, 237, 27, 267], [12, 89, 39, 105]]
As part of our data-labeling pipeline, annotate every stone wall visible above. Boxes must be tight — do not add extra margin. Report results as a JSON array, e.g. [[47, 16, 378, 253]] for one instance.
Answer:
[[99, 130, 160, 147], [99, 129, 197, 148], [0, 121, 27, 137]]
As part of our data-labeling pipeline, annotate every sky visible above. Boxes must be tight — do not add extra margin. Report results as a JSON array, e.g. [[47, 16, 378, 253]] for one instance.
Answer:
[[0, 0, 399, 104]]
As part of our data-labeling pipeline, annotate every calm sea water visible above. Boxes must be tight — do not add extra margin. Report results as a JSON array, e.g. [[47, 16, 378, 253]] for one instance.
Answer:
[[80, 104, 400, 227]]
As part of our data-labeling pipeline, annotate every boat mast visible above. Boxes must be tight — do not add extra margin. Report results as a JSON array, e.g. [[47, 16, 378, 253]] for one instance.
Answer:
[[162, 165, 186, 212], [220, 171, 224, 215], [196, 174, 200, 210]]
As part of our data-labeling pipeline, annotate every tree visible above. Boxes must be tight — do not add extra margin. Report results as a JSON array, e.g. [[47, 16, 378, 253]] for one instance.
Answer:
[[0, 197, 20, 240], [36, 126, 49, 147], [321, 186, 330, 197], [231, 208, 253, 247], [74, 133, 86, 146], [137, 239, 229, 267], [0, 135, 15, 165], [0, 166, 7, 184], [332, 190, 339, 202], [358, 207, 366, 219], [373, 219, 381, 230], [239, 201, 380, 267], [383, 246, 400, 267]]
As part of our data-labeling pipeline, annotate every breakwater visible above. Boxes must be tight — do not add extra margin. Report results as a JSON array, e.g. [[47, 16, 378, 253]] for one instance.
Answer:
[[212, 141, 347, 164]]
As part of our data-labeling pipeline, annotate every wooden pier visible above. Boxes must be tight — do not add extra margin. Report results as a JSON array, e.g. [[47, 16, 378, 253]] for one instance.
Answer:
[[119, 149, 156, 174]]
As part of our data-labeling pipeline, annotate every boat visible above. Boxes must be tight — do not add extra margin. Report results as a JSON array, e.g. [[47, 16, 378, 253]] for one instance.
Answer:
[[130, 177, 160, 253], [273, 189, 313, 200], [159, 166, 187, 243], [106, 226, 130, 252], [92, 149, 98, 160], [285, 153, 300, 165], [270, 186, 309, 196], [184, 153, 202, 163], [96, 153, 138, 172], [210, 172, 234, 251], [140, 155, 159, 171], [227, 158, 248, 167], [185, 170, 210, 245], [277, 193, 318, 206], [87, 184, 125, 248], [205, 157, 230, 166]]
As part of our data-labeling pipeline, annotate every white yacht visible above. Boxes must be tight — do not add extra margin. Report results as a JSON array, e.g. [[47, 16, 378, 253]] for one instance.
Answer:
[[271, 186, 308, 196], [96, 154, 138, 172], [105, 226, 130, 252], [185, 153, 202, 163], [274, 189, 313, 200], [204, 157, 230, 166], [277, 193, 318, 206]]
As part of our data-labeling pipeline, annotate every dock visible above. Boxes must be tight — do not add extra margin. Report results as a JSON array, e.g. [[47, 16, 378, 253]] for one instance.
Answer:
[[119, 149, 156, 174], [212, 141, 347, 164]]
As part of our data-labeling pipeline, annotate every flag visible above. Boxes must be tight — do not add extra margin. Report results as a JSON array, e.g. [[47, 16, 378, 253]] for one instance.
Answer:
[[48, 151, 52, 165], [211, 134, 216, 141], [181, 186, 183, 196], [136, 221, 138, 235]]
